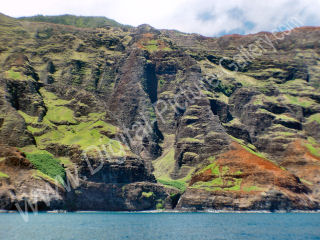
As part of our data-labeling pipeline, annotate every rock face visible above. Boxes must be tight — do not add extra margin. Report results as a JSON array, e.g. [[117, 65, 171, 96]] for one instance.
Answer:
[[0, 145, 65, 210], [0, 13, 320, 211]]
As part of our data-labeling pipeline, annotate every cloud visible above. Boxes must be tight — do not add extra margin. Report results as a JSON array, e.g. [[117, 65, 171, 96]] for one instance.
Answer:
[[1, 0, 319, 36], [197, 11, 216, 22]]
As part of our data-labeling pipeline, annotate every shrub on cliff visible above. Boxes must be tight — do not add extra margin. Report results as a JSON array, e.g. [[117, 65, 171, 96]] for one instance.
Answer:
[[25, 153, 66, 182]]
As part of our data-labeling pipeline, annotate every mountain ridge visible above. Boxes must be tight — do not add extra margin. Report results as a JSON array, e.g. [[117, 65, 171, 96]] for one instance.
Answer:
[[18, 14, 132, 29], [0, 13, 320, 212]]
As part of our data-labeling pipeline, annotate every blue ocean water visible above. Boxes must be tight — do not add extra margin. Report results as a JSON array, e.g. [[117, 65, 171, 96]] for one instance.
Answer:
[[0, 212, 319, 240]]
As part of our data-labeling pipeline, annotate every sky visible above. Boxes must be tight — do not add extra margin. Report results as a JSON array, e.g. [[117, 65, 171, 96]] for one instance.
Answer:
[[1, 0, 320, 36]]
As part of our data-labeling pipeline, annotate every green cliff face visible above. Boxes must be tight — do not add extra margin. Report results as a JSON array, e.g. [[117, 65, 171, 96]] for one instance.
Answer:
[[0, 13, 320, 211]]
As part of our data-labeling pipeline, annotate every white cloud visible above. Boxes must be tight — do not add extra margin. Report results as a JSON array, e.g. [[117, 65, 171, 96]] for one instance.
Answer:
[[1, 0, 319, 36]]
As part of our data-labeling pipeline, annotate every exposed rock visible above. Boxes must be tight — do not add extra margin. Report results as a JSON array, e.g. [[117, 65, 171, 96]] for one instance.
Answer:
[[0, 14, 320, 211]]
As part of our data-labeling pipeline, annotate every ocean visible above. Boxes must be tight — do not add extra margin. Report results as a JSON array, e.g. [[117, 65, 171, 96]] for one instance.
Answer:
[[0, 212, 320, 240]]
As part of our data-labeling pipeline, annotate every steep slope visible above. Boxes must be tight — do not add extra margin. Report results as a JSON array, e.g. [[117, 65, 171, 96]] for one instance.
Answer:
[[0, 13, 320, 211], [18, 14, 130, 29]]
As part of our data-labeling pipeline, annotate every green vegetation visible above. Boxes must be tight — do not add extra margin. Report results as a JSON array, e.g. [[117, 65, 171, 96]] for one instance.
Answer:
[[18, 89, 125, 157], [158, 179, 187, 192], [32, 170, 59, 185], [223, 118, 241, 127], [182, 116, 199, 120], [58, 157, 73, 167], [285, 95, 315, 108], [153, 148, 176, 179], [252, 94, 281, 106], [154, 148, 186, 192], [307, 113, 320, 124], [37, 123, 124, 154], [191, 162, 243, 191], [156, 203, 163, 209], [241, 145, 266, 159], [146, 105, 156, 122], [27, 125, 46, 135], [25, 152, 65, 183], [188, 105, 202, 110], [21, 147, 67, 184], [141, 192, 154, 198], [191, 161, 261, 192], [145, 40, 159, 52], [153, 146, 196, 192], [6, 69, 22, 80], [47, 105, 76, 124], [20, 146, 72, 173], [21, 110, 125, 155], [158, 76, 165, 88], [18, 110, 39, 124], [19, 14, 129, 29], [258, 86, 271, 95], [305, 137, 320, 157], [229, 135, 266, 159], [159, 91, 175, 97], [41, 88, 72, 105], [191, 177, 243, 191], [224, 178, 242, 191], [307, 144, 320, 157], [214, 81, 236, 97], [252, 96, 264, 106], [197, 162, 220, 175], [89, 115, 118, 133], [301, 178, 313, 186], [308, 137, 318, 146], [40, 88, 77, 124], [275, 114, 298, 122], [278, 132, 296, 136], [242, 185, 262, 192], [191, 181, 223, 191], [35, 27, 53, 39], [143, 40, 172, 52], [156, 200, 164, 210], [0, 171, 9, 179], [2, 14, 318, 210], [201, 90, 215, 99]]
